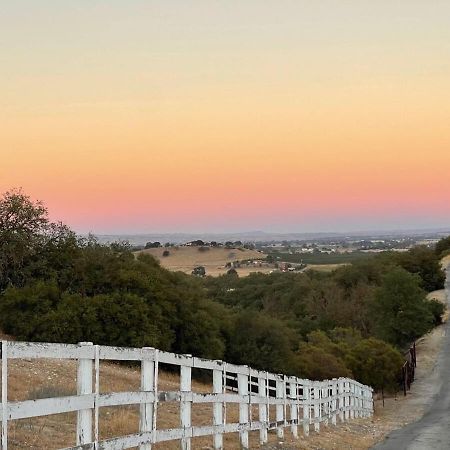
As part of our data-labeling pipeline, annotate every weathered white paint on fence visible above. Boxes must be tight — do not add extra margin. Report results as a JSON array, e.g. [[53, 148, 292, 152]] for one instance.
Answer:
[[0, 340, 373, 449]]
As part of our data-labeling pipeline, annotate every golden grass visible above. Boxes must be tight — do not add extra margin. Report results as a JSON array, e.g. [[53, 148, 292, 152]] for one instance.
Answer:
[[137, 246, 268, 277], [3, 354, 381, 449], [4, 355, 275, 449]]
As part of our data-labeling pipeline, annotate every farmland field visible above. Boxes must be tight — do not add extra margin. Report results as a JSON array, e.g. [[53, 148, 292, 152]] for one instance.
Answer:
[[266, 250, 376, 265]]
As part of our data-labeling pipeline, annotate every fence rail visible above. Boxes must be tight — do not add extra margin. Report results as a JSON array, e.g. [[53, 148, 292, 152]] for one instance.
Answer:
[[1, 340, 373, 449]]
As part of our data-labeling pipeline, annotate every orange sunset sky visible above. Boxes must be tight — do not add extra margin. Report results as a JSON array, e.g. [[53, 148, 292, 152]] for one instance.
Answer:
[[1, 1, 449, 233]]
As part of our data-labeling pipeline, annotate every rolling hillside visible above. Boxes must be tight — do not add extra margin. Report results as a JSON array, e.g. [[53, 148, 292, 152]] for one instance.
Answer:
[[137, 246, 269, 276]]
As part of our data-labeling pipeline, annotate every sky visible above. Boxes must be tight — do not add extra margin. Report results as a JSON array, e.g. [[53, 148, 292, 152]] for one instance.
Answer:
[[1, 1, 450, 234]]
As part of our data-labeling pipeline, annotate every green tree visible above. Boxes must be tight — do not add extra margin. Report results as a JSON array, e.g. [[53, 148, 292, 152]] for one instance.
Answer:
[[371, 267, 433, 348], [227, 312, 296, 374], [0, 281, 60, 339], [394, 246, 445, 292], [294, 331, 352, 380], [0, 189, 49, 290]]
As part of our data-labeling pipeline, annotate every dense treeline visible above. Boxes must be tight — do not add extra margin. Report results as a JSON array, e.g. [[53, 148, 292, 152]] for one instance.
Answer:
[[204, 251, 445, 390], [0, 190, 447, 392]]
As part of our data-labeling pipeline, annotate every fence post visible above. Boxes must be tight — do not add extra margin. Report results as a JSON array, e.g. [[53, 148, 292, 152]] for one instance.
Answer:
[[276, 375, 285, 440], [360, 386, 364, 417], [338, 378, 344, 422], [258, 374, 268, 445], [180, 355, 192, 450], [370, 388, 374, 416], [77, 342, 93, 445], [358, 385, 363, 418], [302, 380, 310, 437], [313, 382, 320, 432], [289, 378, 298, 439], [1, 341, 8, 450], [362, 387, 367, 417], [358, 384, 362, 417], [238, 369, 249, 449], [331, 379, 337, 426], [94, 345, 100, 446], [350, 382, 355, 419], [140, 347, 155, 450], [344, 380, 350, 421], [322, 382, 329, 426], [213, 364, 223, 450], [361, 386, 365, 417]]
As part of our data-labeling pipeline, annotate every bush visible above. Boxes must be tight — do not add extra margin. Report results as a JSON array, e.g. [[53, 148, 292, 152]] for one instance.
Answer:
[[295, 331, 352, 380], [227, 312, 297, 375], [162, 250, 170, 257], [347, 338, 403, 392], [227, 268, 238, 276], [427, 298, 446, 326], [394, 246, 445, 292]]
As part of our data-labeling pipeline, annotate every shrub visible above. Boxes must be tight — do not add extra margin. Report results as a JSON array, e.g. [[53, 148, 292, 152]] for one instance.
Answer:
[[347, 338, 403, 392], [427, 298, 446, 326]]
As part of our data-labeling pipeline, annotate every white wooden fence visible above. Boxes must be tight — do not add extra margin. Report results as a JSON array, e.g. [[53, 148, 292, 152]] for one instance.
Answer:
[[0, 340, 373, 449]]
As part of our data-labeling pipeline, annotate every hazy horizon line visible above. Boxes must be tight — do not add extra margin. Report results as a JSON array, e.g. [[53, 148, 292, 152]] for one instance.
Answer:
[[86, 226, 450, 238]]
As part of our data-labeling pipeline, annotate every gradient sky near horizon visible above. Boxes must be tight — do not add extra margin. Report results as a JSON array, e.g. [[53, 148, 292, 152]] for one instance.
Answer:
[[1, 1, 450, 233]]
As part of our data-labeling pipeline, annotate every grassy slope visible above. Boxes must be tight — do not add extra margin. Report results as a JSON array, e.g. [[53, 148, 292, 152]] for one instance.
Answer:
[[137, 246, 269, 277]]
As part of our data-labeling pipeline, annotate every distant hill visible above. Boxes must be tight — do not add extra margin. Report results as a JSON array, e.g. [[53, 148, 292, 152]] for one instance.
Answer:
[[137, 246, 268, 277]]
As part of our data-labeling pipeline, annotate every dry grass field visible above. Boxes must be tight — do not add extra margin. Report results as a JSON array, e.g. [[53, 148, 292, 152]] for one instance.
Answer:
[[0, 350, 376, 450], [1, 350, 425, 450], [0, 329, 366, 450], [137, 246, 270, 277]]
